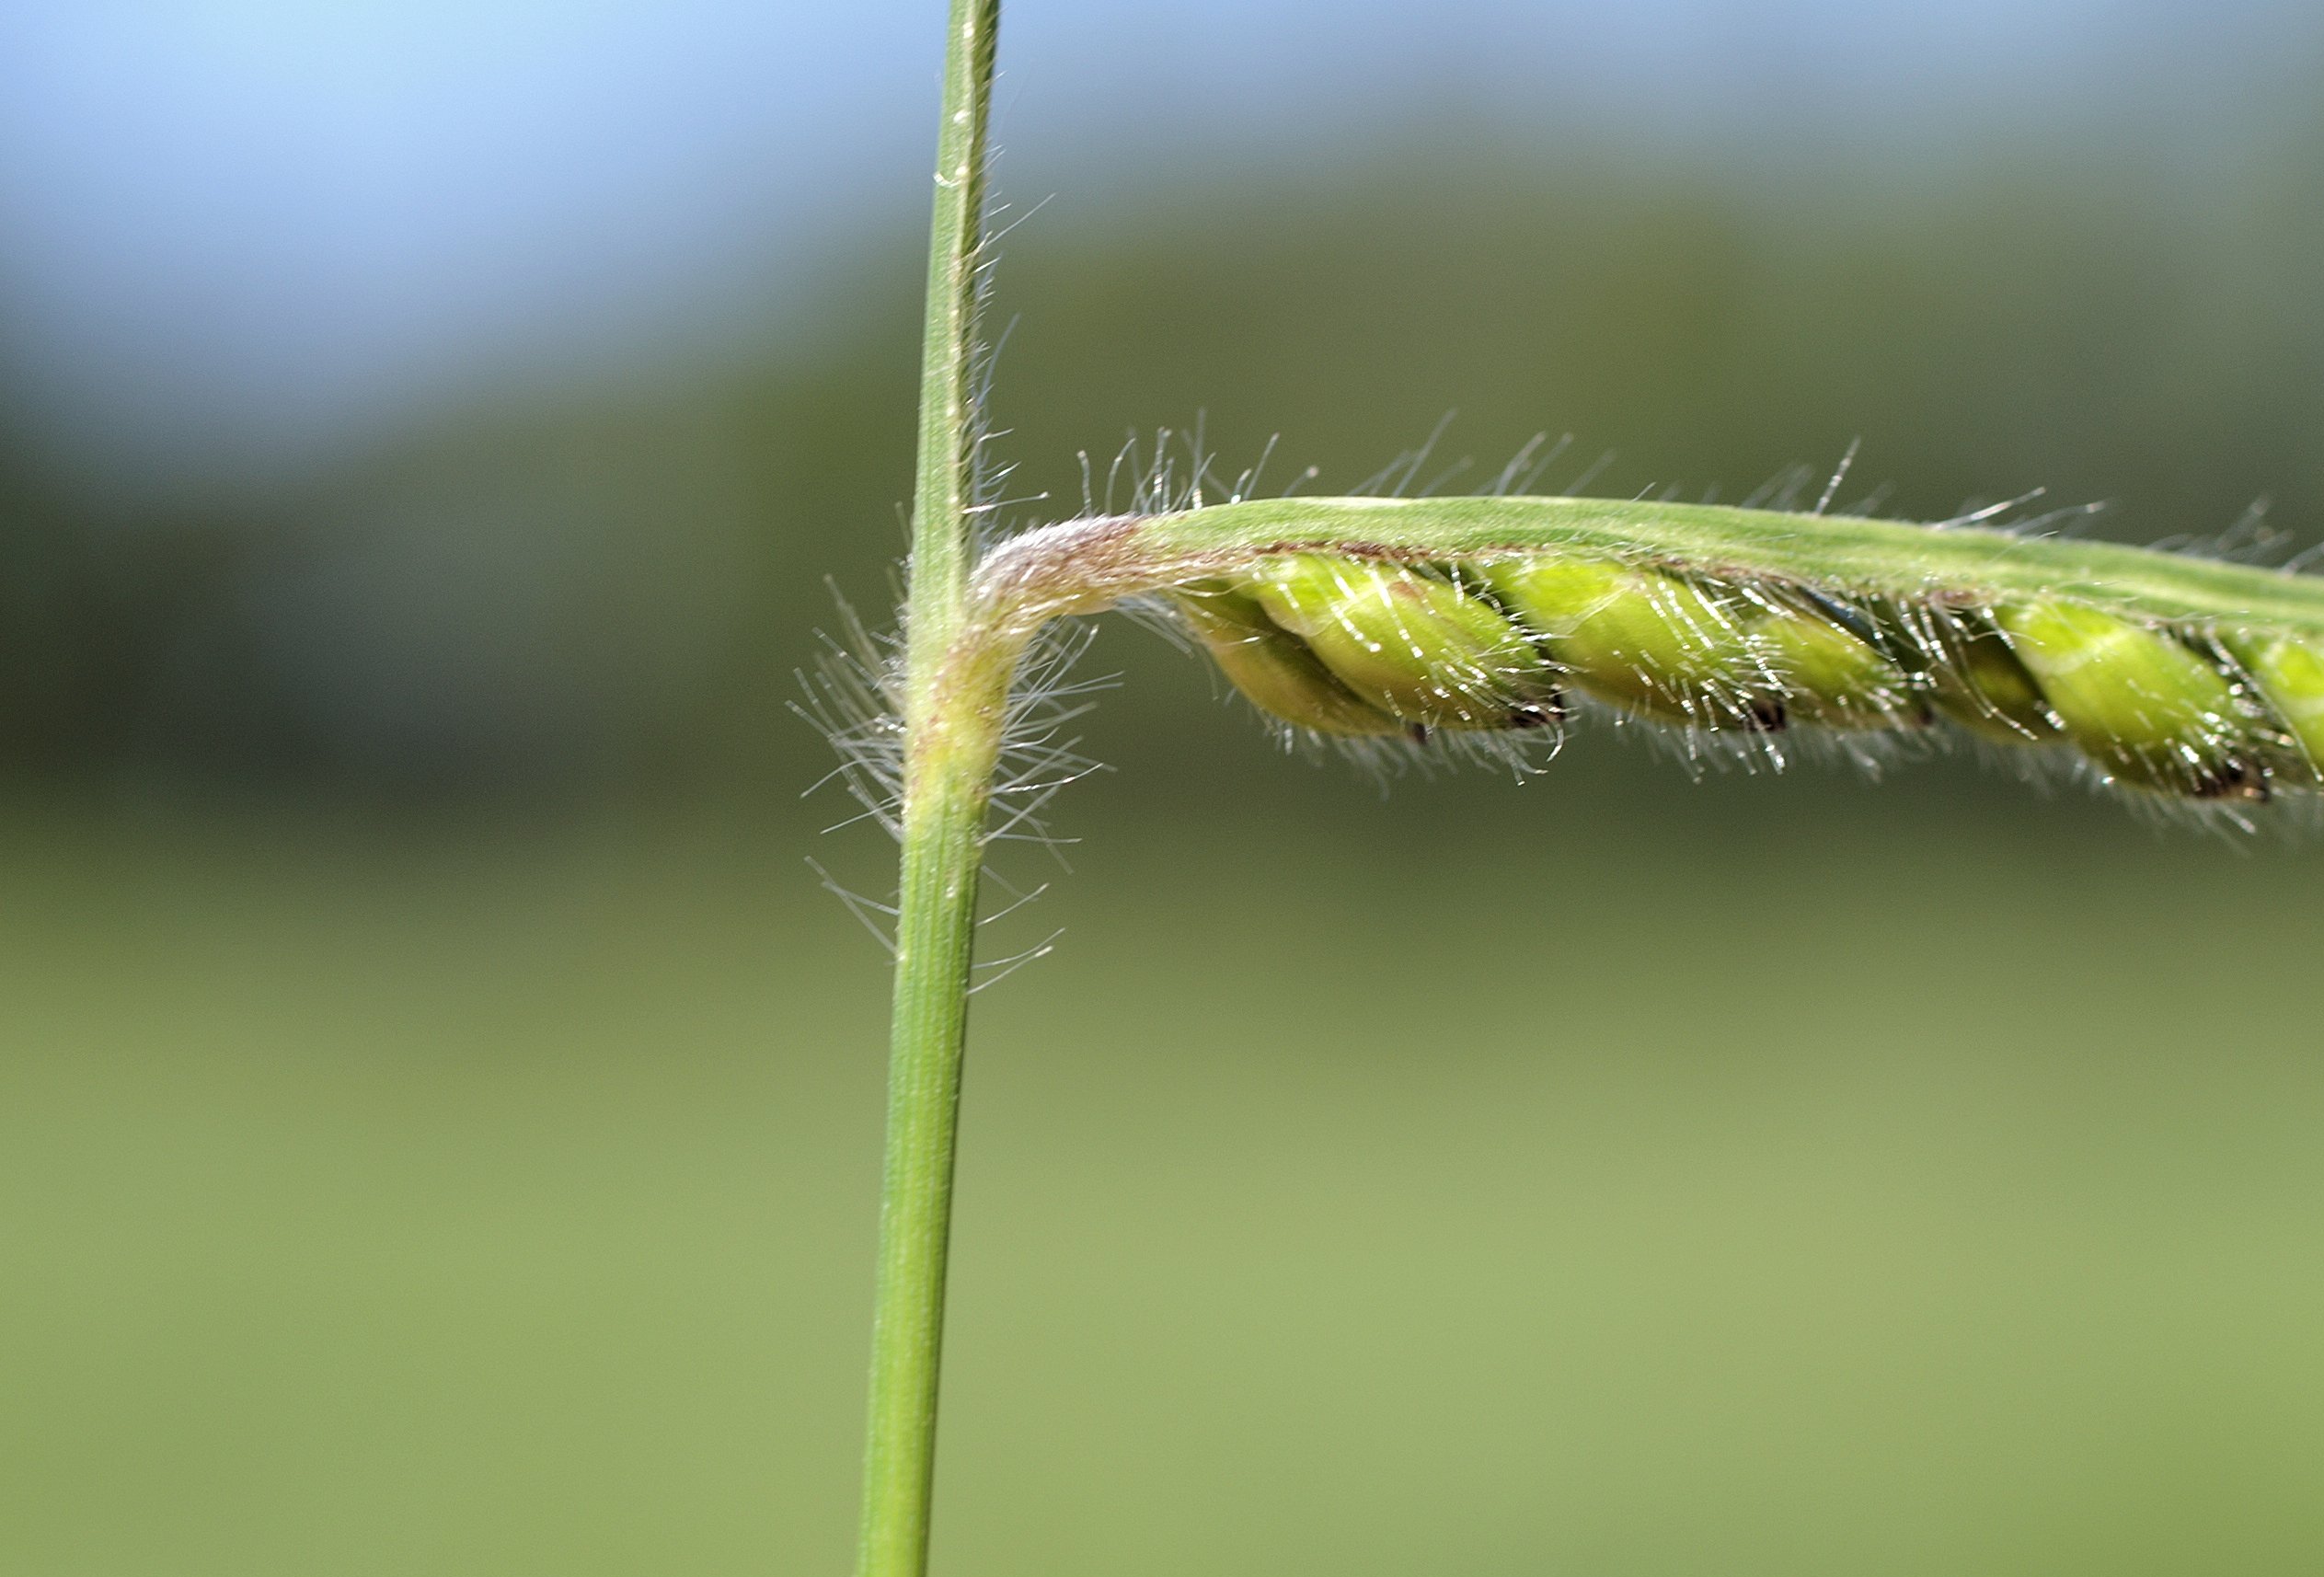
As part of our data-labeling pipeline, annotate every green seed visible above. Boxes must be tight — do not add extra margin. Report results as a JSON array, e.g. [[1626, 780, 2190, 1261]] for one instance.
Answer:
[[1245, 555, 1559, 731], [1485, 558, 1782, 729], [1920, 606, 2064, 743], [2221, 632, 2324, 786], [1171, 581, 1404, 737], [1754, 599, 1928, 730], [1994, 600, 2263, 798]]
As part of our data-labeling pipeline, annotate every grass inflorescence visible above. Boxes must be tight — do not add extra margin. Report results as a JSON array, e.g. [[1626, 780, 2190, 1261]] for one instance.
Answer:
[[854, 1, 2318, 1569], [954, 492, 2324, 830]]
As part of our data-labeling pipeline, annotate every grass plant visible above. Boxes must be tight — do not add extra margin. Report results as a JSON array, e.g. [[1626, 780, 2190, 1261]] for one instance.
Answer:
[[843, 5, 2324, 1572]]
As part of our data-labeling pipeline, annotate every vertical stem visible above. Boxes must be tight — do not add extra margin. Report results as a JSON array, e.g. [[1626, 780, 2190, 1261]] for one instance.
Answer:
[[857, 3, 1003, 1576], [903, 0, 1000, 687], [855, 717, 1002, 1577]]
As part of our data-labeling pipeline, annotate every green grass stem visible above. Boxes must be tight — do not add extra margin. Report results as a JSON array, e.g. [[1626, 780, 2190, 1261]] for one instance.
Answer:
[[856, 2, 1003, 1574]]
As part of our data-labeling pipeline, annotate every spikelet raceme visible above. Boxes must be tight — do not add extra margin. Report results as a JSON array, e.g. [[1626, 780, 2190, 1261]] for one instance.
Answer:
[[963, 496, 2324, 818], [1177, 548, 2317, 803]]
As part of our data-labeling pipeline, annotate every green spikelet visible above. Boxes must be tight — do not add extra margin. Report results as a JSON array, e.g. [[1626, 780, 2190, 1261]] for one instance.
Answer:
[[1245, 556, 1559, 731], [2221, 632, 2324, 787], [1994, 601, 2265, 799], [1920, 607, 2065, 743], [1484, 558, 1783, 729], [1170, 581, 1405, 738], [1753, 599, 1929, 730]]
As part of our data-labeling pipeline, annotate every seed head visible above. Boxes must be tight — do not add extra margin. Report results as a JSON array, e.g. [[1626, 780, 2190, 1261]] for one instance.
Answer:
[[1754, 601, 1929, 731], [1996, 600, 2265, 800], [1484, 558, 1783, 730], [2221, 632, 2324, 789], [1246, 555, 1559, 731], [1172, 581, 1405, 738], [1919, 607, 2064, 744]]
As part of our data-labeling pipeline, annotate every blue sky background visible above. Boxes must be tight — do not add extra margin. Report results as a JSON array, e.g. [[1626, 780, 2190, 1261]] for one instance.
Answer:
[[1, 0, 2318, 483]]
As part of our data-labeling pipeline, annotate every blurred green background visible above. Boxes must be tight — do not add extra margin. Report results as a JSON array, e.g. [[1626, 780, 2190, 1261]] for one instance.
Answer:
[[4, 3, 2323, 1572]]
